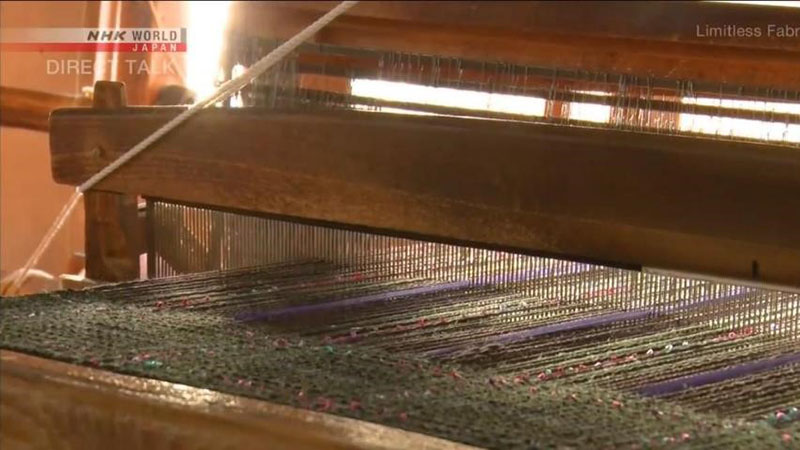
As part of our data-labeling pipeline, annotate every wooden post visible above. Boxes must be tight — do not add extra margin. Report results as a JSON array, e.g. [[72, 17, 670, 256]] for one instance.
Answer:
[[84, 81, 141, 282]]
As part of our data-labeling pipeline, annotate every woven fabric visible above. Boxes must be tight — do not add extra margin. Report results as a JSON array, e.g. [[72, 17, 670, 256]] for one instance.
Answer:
[[2, 262, 798, 449]]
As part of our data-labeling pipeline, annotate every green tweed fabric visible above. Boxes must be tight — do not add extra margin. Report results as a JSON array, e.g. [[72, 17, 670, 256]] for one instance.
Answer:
[[2, 262, 798, 449]]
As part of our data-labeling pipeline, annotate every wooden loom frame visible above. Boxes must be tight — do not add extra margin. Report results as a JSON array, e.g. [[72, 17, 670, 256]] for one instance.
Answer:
[[3, 2, 800, 448], [55, 1, 800, 287]]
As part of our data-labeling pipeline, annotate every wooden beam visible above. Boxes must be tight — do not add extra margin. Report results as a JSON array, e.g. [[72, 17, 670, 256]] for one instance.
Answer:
[[83, 81, 141, 282], [0, 350, 473, 450], [49, 107, 800, 286], [229, 2, 800, 91], [0, 86, 91, 132], [83, 190, 141, 281], [276, 1, 800, 51]]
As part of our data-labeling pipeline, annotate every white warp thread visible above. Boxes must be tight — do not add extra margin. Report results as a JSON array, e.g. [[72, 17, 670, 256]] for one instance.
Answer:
[[4, 1, 358, 296]]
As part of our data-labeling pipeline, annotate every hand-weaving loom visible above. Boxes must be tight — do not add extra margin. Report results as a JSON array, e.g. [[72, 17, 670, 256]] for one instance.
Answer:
[[3, 1, 800, 448]]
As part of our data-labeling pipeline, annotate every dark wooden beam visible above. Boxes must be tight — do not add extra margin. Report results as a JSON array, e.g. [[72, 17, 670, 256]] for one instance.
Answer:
[[49, 106, 800, 287], [83, 82, 141, 282], [278, 1, 800, 51], [229, 2, 800, 91], [0, 86, 91, 132], [83, 190, 141, 281]]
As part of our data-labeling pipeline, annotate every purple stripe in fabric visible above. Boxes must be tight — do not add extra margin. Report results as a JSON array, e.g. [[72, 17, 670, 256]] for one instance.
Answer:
[[426, 289, 752, 357], [423, 309, 655, 358], [236, 262, 592, 323], [637, 351, 800, 397], [236, 281, 471, 322]]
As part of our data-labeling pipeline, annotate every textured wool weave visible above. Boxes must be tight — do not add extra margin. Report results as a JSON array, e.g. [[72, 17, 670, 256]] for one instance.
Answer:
[[2, 261, 799, 449]]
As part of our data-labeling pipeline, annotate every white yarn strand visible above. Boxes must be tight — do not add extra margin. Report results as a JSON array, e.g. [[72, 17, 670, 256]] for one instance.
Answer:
[[79, 0, 358, 192], [5, 1, 358, 296]]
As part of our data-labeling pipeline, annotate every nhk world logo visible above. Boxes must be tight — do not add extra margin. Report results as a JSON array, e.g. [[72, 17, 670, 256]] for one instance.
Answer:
[[0, 28, 187, 52]]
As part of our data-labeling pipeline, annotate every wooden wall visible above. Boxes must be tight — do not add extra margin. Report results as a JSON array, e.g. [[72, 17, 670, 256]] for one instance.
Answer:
[[0, 1, 96, 294]]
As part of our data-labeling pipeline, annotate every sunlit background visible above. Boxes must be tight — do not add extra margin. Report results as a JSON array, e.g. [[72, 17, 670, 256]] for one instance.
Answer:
[[680, 97, 800, 143], [566, 91, 612, 124], [182, 0, 800, 144], [350, 79, 547, 117], [714, 1, 800, 7], [186, 1, 231, 101]]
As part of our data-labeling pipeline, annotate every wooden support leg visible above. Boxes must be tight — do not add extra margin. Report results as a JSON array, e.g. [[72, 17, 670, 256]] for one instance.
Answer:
[[84, 81, 141, 282], [84, 191, 141, 281]]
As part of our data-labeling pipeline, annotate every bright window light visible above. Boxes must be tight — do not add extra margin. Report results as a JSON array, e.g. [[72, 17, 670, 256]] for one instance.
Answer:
[[187, 1, 231, 101], [229, 63, 246, 107], [568, 91, 611, 123], [353, 105, 437, 117], [713, 1, 800, 7], [680, 97, 800, 143], [569, 102, 611, 123], [679, 115, 800, 143], [682, 97, 800, 115], [350, 79, 546, 117]]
